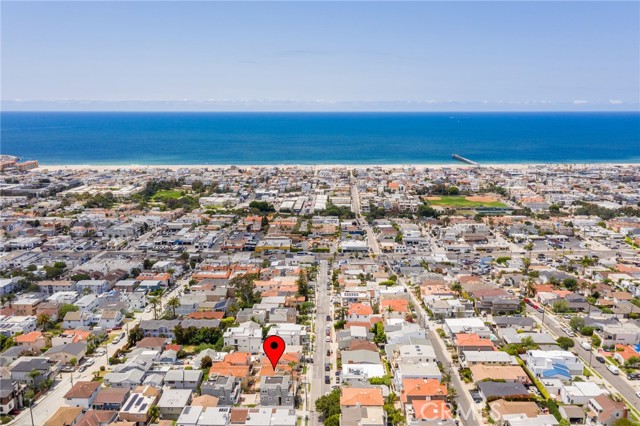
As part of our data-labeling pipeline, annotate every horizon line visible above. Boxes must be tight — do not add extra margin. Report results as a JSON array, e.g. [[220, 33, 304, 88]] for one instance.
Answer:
[[2, 110, 639, 113]]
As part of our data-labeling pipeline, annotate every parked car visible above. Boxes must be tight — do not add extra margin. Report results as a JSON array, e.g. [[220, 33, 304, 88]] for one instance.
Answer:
[[325, 363, 330, 371], [607, 364, 620, 375], [595, 356, 606, 363], [324, 375, 330, 384]]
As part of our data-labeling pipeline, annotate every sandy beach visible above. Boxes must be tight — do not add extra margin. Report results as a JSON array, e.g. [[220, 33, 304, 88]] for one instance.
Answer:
[[36, 162, 640, 173]]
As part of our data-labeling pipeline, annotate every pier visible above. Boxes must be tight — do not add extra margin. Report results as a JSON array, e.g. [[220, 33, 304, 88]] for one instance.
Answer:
[[452, 153, 480, 166]]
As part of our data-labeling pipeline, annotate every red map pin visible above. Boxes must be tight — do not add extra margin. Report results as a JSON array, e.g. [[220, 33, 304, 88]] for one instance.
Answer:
[[264, 335, 286, 369]]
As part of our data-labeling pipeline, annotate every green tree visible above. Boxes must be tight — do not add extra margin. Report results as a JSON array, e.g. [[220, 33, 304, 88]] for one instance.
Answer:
[[315, 389, 341, 418], [28, 369, 42, 388], [580, 326, 594, 336], [562, 278, 577, 290], [296, 270, 309, 298], [556, 337, 575, 350], [612, 419, 636, 426], [36, 313, 51, 331], [451, 282, 462, 296], [58, 303, 79, 320], [149, 297, 161, 320], [569, 316, 585, 331], [128, 324, 144, 346], [249, 201, 275, 213], [167, 296, 180, 319], [552, 300, 570, 313], [148, 405, 160, 423], [200, 355, 213, 370], [231, 273, 261, 308], [372, 322, 386, 344], [624, 355, 640, 368], [69, 357, 77, 367], [324, 414, 340, 426], [520, 336, 536, 349]]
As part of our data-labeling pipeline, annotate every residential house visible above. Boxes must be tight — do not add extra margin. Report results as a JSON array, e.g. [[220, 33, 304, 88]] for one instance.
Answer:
[[43, 407, 83, 426], [38, 280, 77, 296], [400, 378, 448, 404], [201, 375, 242, 406], [597, 322, 640, 346], [223, 322, 262, 353], [15, 331, 49, 353], [347, 303, 374, 323], [62, 311, 92, 329], [340, 388, 385, 407], [10, 357, 57, 386], [408, 400, 453, 426], [176, 406, 231, 426], [469, 365, 530, 384], [526, 350, 584, 381], [455, 333, 496, 354], [44, 342, 87, 365], [138, 320, 180, 339], [118, 385, 160, 426], [477, 381, 530, 402], [76, 280, 110, 295], [0, 379, 22, 415], [157, 389, 193, 420], [443, 318, 491, 338], [586, 395, 628, 426], [560, 382, 607, 405], [63, 381, 102, 409], [342, 406, 386, 426], [462, 351, 515, 367], [91, 387, 130, 411], [11, 297, 41, 316], [267, 324, 307, 347], [393, 344, 437, 364], [259, 376, 294, 407], [98, 311, 123, 329], [164, 369, 203, 390]]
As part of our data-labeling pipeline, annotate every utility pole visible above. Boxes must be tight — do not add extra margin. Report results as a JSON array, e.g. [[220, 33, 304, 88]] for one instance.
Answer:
[[28, 401, 35, 426]]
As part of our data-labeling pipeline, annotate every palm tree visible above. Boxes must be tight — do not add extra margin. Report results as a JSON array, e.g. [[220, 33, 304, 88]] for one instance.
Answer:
[[526, 280, 536, 297], [167, 296, 180, 319], [5, 293, 16, 308], [148, 405, 160, 423], [149, 297, 161, 320], [36, 313, 51, 331]]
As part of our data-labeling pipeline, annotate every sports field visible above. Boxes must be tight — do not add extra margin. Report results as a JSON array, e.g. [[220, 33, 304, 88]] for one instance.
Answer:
[[152, 189, 183, 200], [425, 195, 507, 208]]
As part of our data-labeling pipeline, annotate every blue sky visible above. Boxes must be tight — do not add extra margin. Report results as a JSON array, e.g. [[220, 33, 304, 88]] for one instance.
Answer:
[[2, 1, 639, 111]]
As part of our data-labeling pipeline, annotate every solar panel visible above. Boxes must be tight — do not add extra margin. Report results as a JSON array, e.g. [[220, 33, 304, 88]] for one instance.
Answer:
[[123, 394, 138, 411]]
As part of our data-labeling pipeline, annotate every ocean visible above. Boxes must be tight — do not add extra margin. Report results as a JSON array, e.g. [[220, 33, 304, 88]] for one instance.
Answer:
[[1, 112, 639, 165]]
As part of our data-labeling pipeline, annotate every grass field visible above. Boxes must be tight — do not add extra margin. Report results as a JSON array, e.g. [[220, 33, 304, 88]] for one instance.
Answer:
[[152, 189, 182, 200], [427, 195, 507, 208]]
